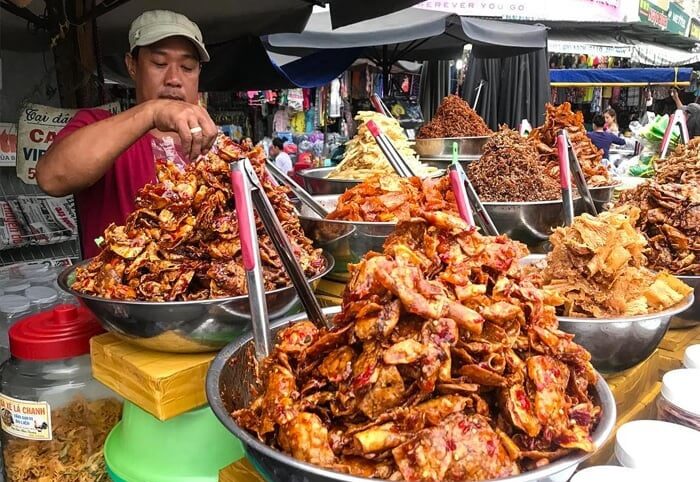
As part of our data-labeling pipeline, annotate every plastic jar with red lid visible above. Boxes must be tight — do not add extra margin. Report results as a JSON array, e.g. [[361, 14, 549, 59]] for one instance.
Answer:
[[0, 304, 121, 482]]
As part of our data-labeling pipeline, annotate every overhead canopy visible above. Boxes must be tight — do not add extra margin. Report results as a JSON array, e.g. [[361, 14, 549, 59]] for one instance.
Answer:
[[266, 8, 548, 60], [632, 43, 700, 67], [548, 32, 633, 58], [550, 67, 692, 86]]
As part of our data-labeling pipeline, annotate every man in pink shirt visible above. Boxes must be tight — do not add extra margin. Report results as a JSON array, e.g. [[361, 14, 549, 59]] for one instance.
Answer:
[[36, 10, 218, 258]]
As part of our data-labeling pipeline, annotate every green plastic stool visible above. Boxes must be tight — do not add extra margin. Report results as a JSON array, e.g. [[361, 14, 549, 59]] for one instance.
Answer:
[[104, 401, 244, 482]]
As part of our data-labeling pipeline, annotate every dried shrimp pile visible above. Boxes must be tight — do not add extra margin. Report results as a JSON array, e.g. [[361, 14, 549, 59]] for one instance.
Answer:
[[616, 182, 700, 275], [418, 95, 491, 138], [468, 127, 561, 202], [72, 136, 326, 301], [235, 211, 603, 481], [529, 103, 613, 187], [327, 175, 456, 222], [655, 137, 700, 185], [3, 397, 121, 482], [329, 112, 437, 180], [542, 207, 692, 317]]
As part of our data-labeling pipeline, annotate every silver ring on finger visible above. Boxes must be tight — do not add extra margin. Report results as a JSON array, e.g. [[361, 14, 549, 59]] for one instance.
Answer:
[[190, 126, 203, 135]]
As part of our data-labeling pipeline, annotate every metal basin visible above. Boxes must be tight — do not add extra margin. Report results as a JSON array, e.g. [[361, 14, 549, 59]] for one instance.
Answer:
[[420, 158, 477, 170], [670, 275, 700, 329], [298, 167, 362, 195], [57, 253, 334, 353], [207, 307, 617, 482], [579, 184, 620, 214], [298, 195, 395, 281], [484, 198, 584, 251], [414, 136, 489, 159]]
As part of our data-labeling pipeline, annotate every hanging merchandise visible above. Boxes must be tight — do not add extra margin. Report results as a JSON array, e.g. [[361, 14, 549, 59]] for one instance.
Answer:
[[591, 87, 603, 114], [329, 78, 342, 118], [290, 111, 306, 133], [305, 110, 315, 133], [287, 89, 304, 112], [273, 108, 290, 133], [303, 89, 312, 111]]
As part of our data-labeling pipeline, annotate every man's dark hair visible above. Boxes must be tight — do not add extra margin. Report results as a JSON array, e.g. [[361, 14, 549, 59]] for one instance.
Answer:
[[131, 46, 141, 59], [272, 137, 285, 149], [592, 114, 606, 128]]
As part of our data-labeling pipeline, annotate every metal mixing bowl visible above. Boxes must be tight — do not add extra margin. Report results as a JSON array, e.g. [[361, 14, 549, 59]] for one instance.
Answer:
[[413, 136, 489, 159], [670, 275, 700, 329], [579, 184, 620, 214], [483, 198, 584, 251], [207, 307, 617, 482], [298, 167, 362, 195], [298, 195, 395, 281], [57, 253, 334, 353]]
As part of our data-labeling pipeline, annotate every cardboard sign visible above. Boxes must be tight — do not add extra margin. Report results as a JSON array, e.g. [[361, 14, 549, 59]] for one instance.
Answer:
[[0, 123, 17, 167], [16, 102, 120, 184]]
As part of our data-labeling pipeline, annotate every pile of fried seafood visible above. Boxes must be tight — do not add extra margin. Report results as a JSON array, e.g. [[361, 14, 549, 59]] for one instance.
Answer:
[[71, 136, 326, 301], [616, 182, 699, 275], [529, 103, 613, 187], [468, 127, 561, 202], [542, 207, 692, 318], [234, 210, 603, 481], [329, 112, 437, 180], [327, 175, 456, 222], [654, 137, 700, 185], [417, 95, 492, 138]]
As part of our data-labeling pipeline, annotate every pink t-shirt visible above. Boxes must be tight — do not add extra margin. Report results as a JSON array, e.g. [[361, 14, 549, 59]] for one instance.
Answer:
[[53, 109, 156, 259]]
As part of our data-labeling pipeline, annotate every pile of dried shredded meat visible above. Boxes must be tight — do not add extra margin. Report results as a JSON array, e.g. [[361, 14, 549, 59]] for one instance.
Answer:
[[417, 95, 492, 138], [327, 175, 456, 222], [468, 127, 561, 202], [529, 103, 613, 187], [234, 211, 604, 481], [71, 136, 326, 301], [655, 137, 700, 185], [3, 397, 121, 482], [542, 207, 693, 317], [616, 182, 700, 275]]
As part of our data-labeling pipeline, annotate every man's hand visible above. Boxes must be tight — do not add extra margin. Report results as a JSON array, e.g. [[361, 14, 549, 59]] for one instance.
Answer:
[[149, 99, 218, 159], [670, 88, 683, 110]]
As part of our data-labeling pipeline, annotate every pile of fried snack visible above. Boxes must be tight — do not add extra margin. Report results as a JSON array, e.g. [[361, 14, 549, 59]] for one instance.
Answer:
[[468, 127, 561, 202], [418, 95, 492, 138], [542, 207, 693, 318], [327, 175, 456, 222], [235, 211, 603, 481], [615, 182, 699, 276], [329, 112, 437, 180], [71, 136, 326, 301], [654, 137, 700, 185], [529, 103, 613, 187]]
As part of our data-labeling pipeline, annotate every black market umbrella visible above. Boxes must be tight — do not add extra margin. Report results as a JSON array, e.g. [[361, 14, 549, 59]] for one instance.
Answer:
[[266, 8, 548, 94]]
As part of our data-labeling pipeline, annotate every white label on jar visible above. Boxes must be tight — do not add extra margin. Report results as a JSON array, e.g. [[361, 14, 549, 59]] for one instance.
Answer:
[[0, 394, 52, 441]]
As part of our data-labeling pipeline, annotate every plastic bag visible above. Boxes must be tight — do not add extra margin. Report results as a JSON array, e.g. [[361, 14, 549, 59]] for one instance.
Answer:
[[151, 136, 188, 171]]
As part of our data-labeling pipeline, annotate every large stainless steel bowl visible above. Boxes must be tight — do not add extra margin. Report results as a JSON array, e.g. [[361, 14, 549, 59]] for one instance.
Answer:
[[579, 184, 620, 214], [57, 253, 334, 353], [298, 195, 395, 281], [298, 167, 362, 195], [207, 307, 617, 482], [483, 198, 584, 251], [414, 136, 489, 159], [670, 275, 700, 329]]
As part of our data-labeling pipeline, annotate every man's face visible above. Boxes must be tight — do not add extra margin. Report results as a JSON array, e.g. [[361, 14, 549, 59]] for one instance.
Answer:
[[270, 145, 279, 157], [125, 36, 201, 104]]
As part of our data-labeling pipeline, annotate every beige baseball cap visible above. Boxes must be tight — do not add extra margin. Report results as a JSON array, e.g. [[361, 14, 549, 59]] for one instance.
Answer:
[[129, 10, 210, 62]]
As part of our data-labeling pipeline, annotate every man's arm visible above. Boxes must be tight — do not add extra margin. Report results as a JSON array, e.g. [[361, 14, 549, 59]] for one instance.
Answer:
[[610, 133, 626, 146], [36, 99, 217, 197]]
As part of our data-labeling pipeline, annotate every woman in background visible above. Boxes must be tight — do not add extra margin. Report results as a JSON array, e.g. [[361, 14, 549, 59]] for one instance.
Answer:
[[603, 108, 620, 134]]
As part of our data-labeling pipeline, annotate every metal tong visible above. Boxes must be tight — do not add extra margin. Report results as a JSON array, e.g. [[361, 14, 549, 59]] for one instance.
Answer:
[[370, 93, 393, 118], [559, 130, 597, 217], [557, 132, 575, 227], [448, 147, 498, 236], [366, 120, 417, 178], [265, 160, 329, 218], [230, 159, 330, 358]]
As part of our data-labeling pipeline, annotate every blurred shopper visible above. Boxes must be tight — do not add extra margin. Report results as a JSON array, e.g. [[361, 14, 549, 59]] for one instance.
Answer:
[[269, 137, 293, 174], [588, 114, 625, 160], [604, 108, 620, 134], [671, 88, 700, 138]]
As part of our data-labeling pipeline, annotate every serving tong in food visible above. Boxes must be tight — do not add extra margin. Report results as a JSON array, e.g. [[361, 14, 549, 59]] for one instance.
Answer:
[[230, 159, 330, 359], [366, 120, 417, 178], [448, 142, 499, 236], [557, 130, 598, 220], [265, 160, 329, 218], [370, 93, 394, 119], [660, 108, 689, 159]]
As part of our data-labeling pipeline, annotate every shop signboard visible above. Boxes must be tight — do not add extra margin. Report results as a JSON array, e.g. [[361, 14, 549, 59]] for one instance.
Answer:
[[639, 0, 670, 28], [16, 102, 120, 184], [690, 17, 700, 38], [0, 123, 17, 167], [415, 0, 624, 22], [668, 2, 691, 33]]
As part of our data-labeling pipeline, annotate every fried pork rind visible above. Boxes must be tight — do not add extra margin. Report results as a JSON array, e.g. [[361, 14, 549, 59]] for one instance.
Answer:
[[654, 137, 700, 185], [616, 182, 700, 276], [529, 103, 613, 187], [542, 207, 693, 317], [327, 175, 457, 223], [71, 136, 326, 301], [417, 95, 492, 138], [329, 112, 437, 180], [234, 211, 602, 481], [3, 397, 121, 482]]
